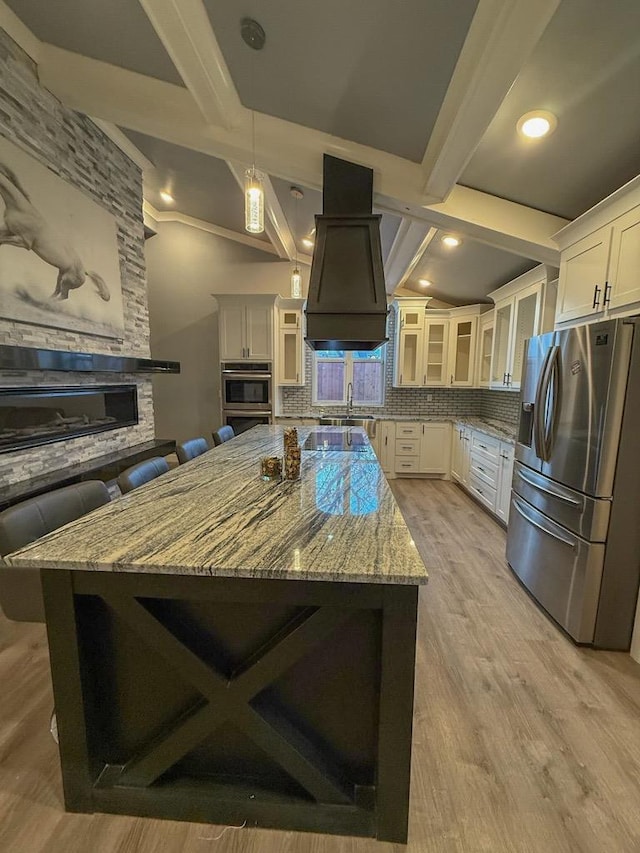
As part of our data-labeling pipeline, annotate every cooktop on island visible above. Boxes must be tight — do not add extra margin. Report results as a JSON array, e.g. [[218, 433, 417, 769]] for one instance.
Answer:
[[303, 429, 369, 452]]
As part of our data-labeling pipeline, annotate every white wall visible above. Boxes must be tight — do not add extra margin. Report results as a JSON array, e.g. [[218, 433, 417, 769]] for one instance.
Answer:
[[145, 221, 309, 441]]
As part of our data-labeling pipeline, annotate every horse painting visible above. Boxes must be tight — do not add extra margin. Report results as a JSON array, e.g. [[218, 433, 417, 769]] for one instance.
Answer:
[[0, 161, 110, 302]]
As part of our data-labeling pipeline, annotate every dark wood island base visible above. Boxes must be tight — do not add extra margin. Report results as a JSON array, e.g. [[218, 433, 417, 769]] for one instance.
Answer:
[[43, 570, 419, 843]]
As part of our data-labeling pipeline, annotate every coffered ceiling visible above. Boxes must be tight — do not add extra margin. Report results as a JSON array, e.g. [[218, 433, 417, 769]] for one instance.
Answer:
[[2, 0, 639, 305]]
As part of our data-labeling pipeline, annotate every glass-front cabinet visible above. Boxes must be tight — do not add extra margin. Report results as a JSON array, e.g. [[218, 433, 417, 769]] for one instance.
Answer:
[[477, 312, 494, 387], [423, 320, 449, 385], [490, 281, 542, 390], [277, 302, 305, 386], [396, 328, 423, 386], [491, 301, 513, 387], [448, 314, 478, 386]]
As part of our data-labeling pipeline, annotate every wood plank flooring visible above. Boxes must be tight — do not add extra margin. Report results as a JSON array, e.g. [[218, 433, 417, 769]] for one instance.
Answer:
[[1, 479, 639, 852]]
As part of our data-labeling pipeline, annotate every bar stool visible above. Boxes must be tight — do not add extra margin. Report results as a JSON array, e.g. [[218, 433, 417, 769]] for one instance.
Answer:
[[176, 437, 210, 464], [212, 425, 235, 446], [0, 480, 111, 623], [117, 456, 170, 494]]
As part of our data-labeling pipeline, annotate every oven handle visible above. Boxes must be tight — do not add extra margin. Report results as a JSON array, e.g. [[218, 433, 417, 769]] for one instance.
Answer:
[[224, 411, 273, 417], [222, 371, 273, 379]]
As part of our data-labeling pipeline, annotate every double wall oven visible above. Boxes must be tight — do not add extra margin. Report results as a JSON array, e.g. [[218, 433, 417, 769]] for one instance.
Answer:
[[221, 361, 272, 435]]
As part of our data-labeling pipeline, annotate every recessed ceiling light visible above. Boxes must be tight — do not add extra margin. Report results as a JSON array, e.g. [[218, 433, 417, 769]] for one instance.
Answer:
[[160, 190, 174, 204], [517, 110, 557, 139], [419, 279, 432, 287], [302, 237, 314, 249], [441, 235, 461, 248]]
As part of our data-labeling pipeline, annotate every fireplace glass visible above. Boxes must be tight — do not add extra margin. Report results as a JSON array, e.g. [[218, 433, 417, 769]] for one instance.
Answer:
[[0, 385, 138, 453]]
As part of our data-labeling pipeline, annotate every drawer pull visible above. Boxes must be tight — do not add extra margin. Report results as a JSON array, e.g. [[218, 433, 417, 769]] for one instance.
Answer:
[[477, 466, 485, 472], [479, 443, 487, 450]]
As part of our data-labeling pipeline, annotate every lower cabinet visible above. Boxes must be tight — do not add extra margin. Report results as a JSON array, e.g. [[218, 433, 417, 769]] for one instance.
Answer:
[[452, 421, 514, 524], [374, 421, 396, 476], [394, 422, 451, 476]]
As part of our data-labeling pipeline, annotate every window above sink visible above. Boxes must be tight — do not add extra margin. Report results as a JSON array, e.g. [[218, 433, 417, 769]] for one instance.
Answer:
[[312, 347, 386, 407]]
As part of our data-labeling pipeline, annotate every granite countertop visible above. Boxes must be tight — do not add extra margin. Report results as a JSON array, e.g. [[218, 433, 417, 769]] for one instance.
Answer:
[[5, 426, 428, 586], [278, 414, 517, 444]]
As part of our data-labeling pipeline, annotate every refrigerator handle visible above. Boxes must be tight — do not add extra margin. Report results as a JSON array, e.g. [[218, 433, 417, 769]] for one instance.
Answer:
[[533, 347, 553, 460], [543, 346, 562, 461]]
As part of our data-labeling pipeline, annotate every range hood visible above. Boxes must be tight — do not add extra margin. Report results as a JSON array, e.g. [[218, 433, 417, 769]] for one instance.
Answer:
[[305, 155, 388, 351]]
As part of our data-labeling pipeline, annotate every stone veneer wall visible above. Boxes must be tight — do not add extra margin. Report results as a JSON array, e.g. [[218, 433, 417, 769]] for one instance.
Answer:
[[281, 310, 521, 421], [0, 28, 154, 487]]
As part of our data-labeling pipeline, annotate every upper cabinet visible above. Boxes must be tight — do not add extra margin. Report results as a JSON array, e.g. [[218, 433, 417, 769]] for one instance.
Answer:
[[476, 311, 494, 387], [393, 301, 481, 388], [488, 266, 557, 391], [447, 310, 478, 387], [277, 300, 305, 386], [217, 295, 276, 361], [554, 176, 640, 326]]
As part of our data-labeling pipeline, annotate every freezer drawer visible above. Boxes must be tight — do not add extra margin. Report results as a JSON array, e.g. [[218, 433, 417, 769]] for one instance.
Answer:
[[507, 494, 605, 643], [512, 462, 611, 542]]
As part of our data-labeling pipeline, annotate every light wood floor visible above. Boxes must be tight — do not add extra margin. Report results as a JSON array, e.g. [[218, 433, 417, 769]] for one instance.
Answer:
[[1, 479, 640, 852]]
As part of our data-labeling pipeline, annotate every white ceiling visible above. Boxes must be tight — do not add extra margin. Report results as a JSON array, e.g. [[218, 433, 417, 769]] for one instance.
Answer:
[[3, 0, 639, 304]]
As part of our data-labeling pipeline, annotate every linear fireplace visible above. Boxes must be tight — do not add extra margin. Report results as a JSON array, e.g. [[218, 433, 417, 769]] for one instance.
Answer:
[[0, 386, 139, 454]]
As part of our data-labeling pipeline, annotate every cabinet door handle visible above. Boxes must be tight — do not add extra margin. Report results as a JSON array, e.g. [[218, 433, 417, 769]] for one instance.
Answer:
[[296, 373, 299, 383], [506, 373, 511, 386], [592, 284, 601, 309], [450, 374, 454, 385], [422, 424, 425, 435], [503, 372, 507, 385], [603, 281, 611, 307], [400, 373, 403, 384], [423, 374, 426, 384], [385, 436, 388, 446]]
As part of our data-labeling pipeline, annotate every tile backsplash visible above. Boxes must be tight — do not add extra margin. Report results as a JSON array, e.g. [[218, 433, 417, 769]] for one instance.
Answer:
[[280, 310, 521, 423]]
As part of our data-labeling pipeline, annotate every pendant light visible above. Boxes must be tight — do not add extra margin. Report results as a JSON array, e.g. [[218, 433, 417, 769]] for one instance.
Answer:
[[241, 18, 266, 234], [290, 186, 303, 298]]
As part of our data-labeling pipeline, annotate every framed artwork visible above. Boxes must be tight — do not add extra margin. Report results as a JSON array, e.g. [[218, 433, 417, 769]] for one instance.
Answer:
[[0, 136, 125, 339]]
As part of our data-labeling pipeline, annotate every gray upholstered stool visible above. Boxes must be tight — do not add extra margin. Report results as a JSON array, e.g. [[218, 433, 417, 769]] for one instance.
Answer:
[[117, 456, 170, 494], [212, 425, 235, 446], [0, 480, 111, 622], [176, 437, 210, 464]]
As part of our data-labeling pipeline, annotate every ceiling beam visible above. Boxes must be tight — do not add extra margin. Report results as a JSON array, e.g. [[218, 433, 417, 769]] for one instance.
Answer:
[[143, 202, 280, 255], [384, 221, 438, 294], [137, 0, 242, 129], [37, 45, 567, 263], [378, 185, 567, 266], [421, 0, 561, 201]]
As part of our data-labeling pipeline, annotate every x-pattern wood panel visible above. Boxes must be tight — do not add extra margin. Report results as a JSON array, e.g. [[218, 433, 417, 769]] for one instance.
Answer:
[[99, 591, 354, 804]]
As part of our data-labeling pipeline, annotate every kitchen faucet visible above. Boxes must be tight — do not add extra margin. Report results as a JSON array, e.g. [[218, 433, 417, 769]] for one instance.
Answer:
[[346, 381, 354, 415]]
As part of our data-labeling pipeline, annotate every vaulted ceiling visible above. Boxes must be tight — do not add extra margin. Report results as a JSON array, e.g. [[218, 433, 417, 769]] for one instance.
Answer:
[[3, 0, 639, 304]]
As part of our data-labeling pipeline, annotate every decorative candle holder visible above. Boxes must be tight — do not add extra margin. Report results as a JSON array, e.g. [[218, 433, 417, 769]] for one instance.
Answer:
[[283, 426, 301, 480], [260, 456, 282, 481]]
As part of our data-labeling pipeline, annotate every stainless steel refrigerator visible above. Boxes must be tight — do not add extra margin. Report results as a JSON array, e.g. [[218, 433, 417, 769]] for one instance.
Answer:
[[507, 317, 640, 649]]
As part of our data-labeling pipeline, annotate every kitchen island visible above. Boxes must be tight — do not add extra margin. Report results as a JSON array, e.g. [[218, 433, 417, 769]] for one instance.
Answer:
[[6, 426, 427, 843]]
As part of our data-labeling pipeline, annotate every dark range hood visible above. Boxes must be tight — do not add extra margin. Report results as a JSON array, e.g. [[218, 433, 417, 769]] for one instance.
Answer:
[[305, 155, 388, 351]]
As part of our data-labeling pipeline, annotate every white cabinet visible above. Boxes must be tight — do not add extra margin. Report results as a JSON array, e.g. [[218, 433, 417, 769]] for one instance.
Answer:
[[447, 312, 477, 387], [393, 299, 426, 387], [393, 301, 482, 388], [423, 320, 449, 386], [394, 421, 451, 476], [476, 311, 494, 387], [605, 205, 640, 311], [556, 228, 610, 324], [488, 266, 556, 391], [452, 426, 514, 525], [217, 296, 275, 361], [496, 442, 515, 524], [419, 422, 451, 474], [554, 177, 640, 325], [451, 423, 471, 486], [376, 421, 396, 475], [277, 303, 305, 386]]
